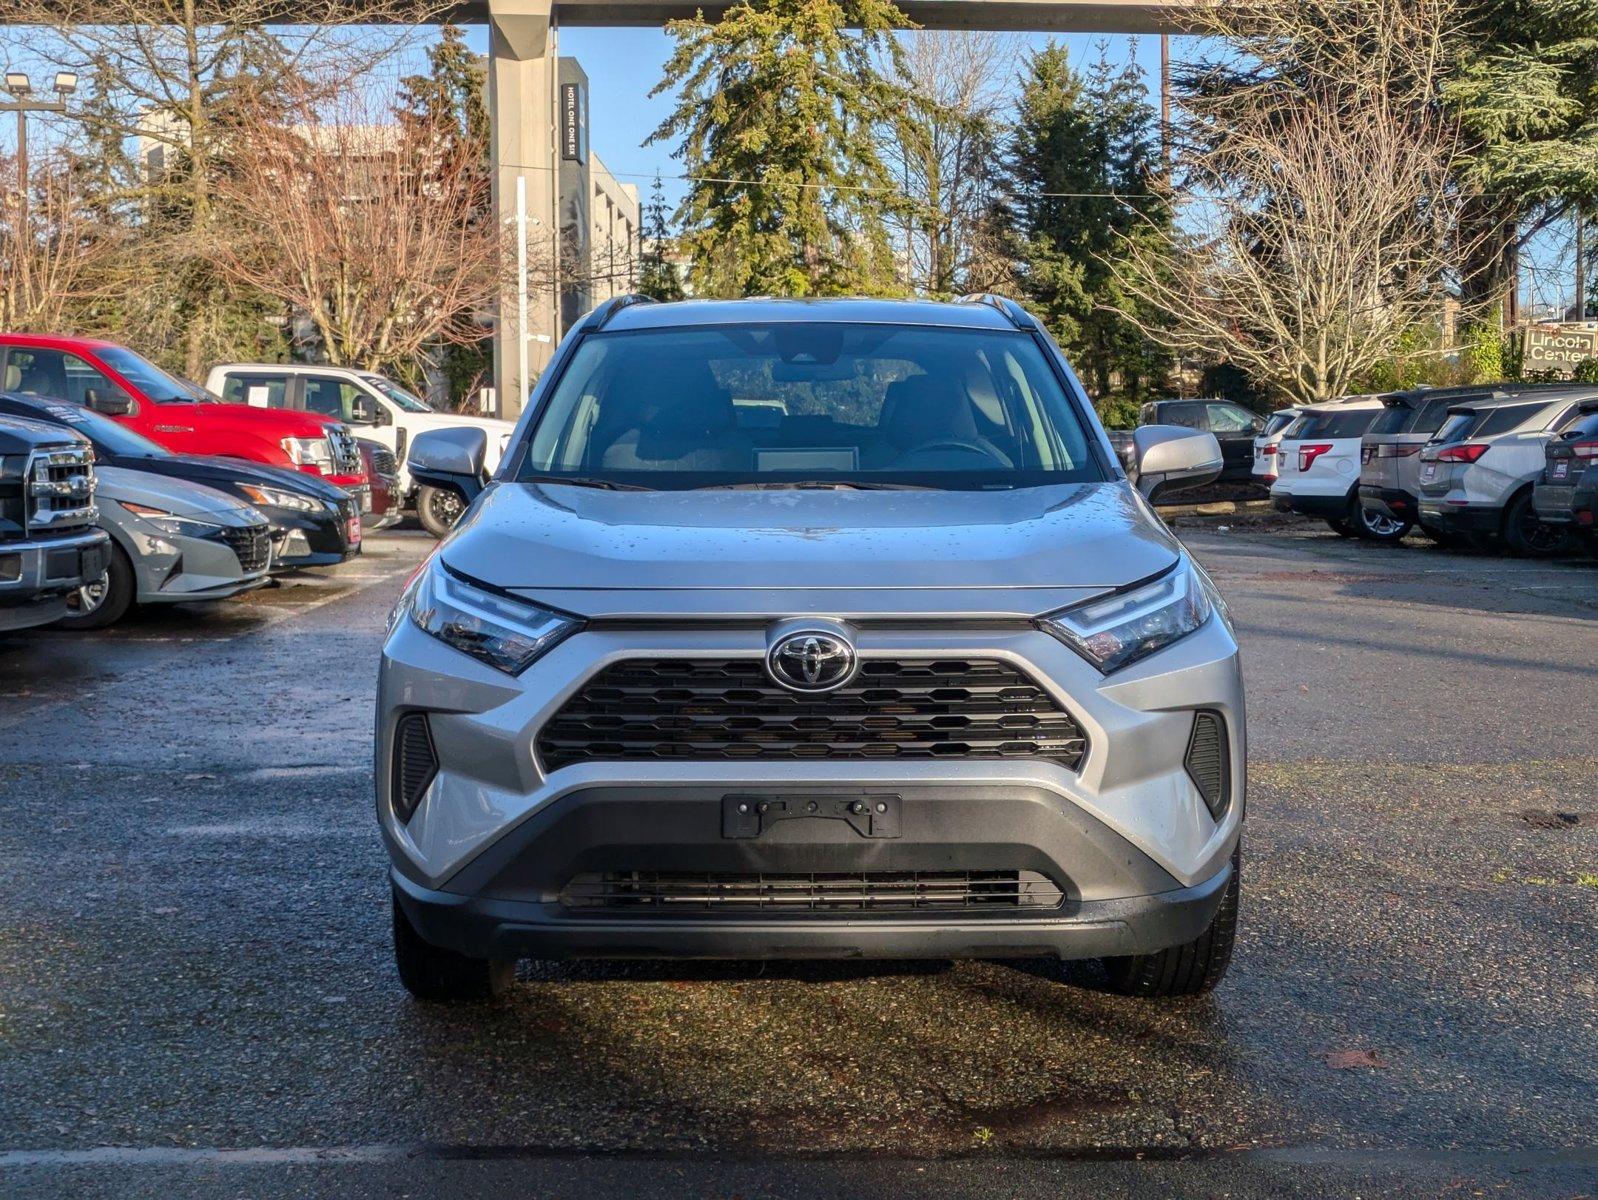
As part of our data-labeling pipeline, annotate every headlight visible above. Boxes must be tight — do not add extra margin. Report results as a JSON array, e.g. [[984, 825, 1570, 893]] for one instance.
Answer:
[[121, 500, 224, 540], [402, 564, 579, 675], [238, 483, 320, 513], [281, 436, 334, 474], [1041, 562, 1212, 674]]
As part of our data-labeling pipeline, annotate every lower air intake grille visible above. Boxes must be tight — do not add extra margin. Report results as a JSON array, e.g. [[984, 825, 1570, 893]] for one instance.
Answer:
[[391, 713, 438, 823], [538, 658, 1088, 771], [221, 523, 272, 574], [561, 870, 1065, 912], [1185, 711, 1230, 820]]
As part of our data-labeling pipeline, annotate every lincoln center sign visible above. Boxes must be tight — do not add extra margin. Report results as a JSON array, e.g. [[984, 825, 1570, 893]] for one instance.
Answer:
[[1523, 324, 1598, 377]]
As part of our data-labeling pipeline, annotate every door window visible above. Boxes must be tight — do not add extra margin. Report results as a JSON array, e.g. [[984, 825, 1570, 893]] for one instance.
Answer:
[[1205, 402, 1258, 433], [301, 376, 363, 421], [221, 374, 289, 409]]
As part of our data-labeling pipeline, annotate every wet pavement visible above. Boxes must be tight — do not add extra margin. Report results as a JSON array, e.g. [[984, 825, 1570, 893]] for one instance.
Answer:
[[0, 526, 1594, 1198]]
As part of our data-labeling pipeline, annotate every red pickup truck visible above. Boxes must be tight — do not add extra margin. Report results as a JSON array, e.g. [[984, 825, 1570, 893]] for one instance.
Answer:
[[0, 334, 369, 508]]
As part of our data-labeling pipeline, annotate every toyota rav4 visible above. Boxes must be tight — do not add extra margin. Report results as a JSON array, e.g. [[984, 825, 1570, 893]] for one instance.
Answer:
[[379, 296, 1243, 1003]]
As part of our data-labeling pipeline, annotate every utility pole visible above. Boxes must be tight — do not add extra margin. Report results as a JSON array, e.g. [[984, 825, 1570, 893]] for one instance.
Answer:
[[2, 71, 78, 317]]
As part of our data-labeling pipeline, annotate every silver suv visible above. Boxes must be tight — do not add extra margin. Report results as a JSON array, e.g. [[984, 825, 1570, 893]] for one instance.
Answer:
[[1416, 390, 1598, 555], [378, 297, 1243, 1002]]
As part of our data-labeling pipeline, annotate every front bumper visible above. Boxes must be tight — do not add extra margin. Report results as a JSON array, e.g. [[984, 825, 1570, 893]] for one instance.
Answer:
[[0, 529, 111, 632], [267, 507, 361, 570], [377, 599, 1245, 966]]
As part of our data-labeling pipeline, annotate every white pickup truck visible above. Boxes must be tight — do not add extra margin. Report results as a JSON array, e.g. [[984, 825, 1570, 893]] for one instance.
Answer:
[[204, 363, 514, 536]]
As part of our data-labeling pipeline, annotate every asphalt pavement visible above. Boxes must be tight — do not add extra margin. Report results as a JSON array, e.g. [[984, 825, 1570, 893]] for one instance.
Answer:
[[0, 524, 1594, 1199]]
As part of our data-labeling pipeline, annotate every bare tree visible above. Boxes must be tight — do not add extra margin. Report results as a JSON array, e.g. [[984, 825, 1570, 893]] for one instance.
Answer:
[[1115, 0, 1477, 404], [7, 1, 445, 372], [879, 31, 1020, 295], [210, 86, 504, 379], [0, 149, 117, 332]]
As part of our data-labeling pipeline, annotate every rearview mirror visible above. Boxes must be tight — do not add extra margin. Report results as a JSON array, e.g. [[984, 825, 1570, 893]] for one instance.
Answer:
[[84, 387, 134, 417], [1133, 425, 1223, 503]]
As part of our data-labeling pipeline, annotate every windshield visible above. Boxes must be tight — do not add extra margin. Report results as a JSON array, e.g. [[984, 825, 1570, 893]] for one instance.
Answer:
[[96, 346, 198, 403], [519, 324, 1105, 490], [362, 375, 433, 413], [21, 399, 171, 459]]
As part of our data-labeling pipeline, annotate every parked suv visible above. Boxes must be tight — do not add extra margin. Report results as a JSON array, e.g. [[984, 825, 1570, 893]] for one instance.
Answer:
[[1270, 398, 1402, 539], [1416, 391, 1598, 555], [0, 416, 110, 632], [1139, 397, 1263, 482], [1357, 386, 1504, 540], [205, 363, 512, 536], [1533, 401, 1598, 557], [380, 296, 1241, 1003], [1252, 407, 1298, 486], [0, 392, 361, 571], [0, 335, 370, 509]]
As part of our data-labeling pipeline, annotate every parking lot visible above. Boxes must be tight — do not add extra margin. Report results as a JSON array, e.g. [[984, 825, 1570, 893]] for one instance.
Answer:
[[0, 524, 1594, 1199]]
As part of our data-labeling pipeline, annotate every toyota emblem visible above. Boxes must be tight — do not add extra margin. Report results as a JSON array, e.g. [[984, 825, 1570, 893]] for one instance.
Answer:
[[766, 630, 858, 693]]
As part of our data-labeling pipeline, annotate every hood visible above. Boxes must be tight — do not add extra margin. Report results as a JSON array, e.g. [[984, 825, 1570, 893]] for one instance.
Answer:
[[96, 465, 264, 524], [408, 412, 514, 435], [444, 481, 1182, 620], [202, 399, 336, 437], [120, 452, 347, 501]]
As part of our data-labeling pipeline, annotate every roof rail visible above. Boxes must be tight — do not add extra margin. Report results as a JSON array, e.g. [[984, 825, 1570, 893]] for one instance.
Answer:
[[588, 293, 658, 331], [956, 293, 1034, 331]]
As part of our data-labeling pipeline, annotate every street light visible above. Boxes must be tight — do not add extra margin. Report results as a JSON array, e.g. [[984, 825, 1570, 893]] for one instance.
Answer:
[[4, 68, 78, 309]]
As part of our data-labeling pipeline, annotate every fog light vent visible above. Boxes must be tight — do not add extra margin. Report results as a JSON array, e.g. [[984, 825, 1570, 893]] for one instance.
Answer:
[[1185, 711, 1229, 820], [391, 712, 437, 824]]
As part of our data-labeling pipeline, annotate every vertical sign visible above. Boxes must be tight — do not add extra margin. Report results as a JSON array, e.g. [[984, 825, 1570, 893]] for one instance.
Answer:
[[561, 82, 588, 165]]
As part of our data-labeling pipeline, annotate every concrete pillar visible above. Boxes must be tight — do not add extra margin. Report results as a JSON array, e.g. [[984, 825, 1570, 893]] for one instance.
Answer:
[[487, 0, 558, 417]]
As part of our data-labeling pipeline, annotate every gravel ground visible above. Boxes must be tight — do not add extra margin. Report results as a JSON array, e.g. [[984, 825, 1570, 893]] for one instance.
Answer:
[[0, 522, 1593, 1198]]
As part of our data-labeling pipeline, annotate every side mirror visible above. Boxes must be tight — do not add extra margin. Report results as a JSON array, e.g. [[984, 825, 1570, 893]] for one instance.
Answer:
[[350, 396, 376, 424], [84, 387, 134, 417], [1133, 425, 1223, 503], [408, 426, 489, 509]]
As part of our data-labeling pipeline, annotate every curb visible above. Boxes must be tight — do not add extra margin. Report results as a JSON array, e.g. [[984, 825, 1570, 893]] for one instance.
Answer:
[[1155, 499, 1275, 518]]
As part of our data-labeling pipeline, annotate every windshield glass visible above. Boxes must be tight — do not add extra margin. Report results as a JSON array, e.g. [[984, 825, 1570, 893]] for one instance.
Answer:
[[1286, 409, 1378, 440], [22, 400, 171, 459], [520, 324, 1104, 490], [362, 375, 433, 413], [96, 346, 197, 403]]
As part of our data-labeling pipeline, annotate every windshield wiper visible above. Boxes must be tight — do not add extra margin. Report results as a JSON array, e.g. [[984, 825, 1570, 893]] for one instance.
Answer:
[[520, 474, 654, 491], [695, 480, 936, 491]]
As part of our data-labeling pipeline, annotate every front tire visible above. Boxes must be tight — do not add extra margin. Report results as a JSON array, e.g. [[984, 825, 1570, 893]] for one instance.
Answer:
[[415, 484, 465, 540], [54, 543, 135, 631], [1102, 850, 1239, 999], [392, 890, 514, 1002]]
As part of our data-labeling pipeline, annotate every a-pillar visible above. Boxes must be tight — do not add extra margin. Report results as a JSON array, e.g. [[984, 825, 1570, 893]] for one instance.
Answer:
[[487, 0, 559, 418]]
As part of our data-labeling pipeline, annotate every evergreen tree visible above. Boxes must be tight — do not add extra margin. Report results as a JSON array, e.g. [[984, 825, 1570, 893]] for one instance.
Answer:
[[648, 0, 910, 298], [1002, 41, 1170, 399], [636, 172, 686, 301]]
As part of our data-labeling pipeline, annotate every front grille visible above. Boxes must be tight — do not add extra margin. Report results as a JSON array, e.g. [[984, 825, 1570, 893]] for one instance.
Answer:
[[221, 523, 272, 573], [369, 445, 398, 478], [391, 712, 437, 823], [538, 658, 1088, 771], [562, 870, 1065, 912], [26, 446, 96, 535], [327, 425, 363, 476], [1185, 711, 1230, 820]]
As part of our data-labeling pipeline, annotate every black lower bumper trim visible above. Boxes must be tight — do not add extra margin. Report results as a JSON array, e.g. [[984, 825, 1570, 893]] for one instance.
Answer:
[[1359, 485, 1416, 518], [388, 784, 1236, 963], [1417, 502, 1502, 535], [393, 860, 1233, 961], [1277, 491, 1350, 519]]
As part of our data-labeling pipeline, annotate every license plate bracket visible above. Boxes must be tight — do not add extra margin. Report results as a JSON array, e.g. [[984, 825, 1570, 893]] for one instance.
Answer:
[[722, 793, 902, 840]]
